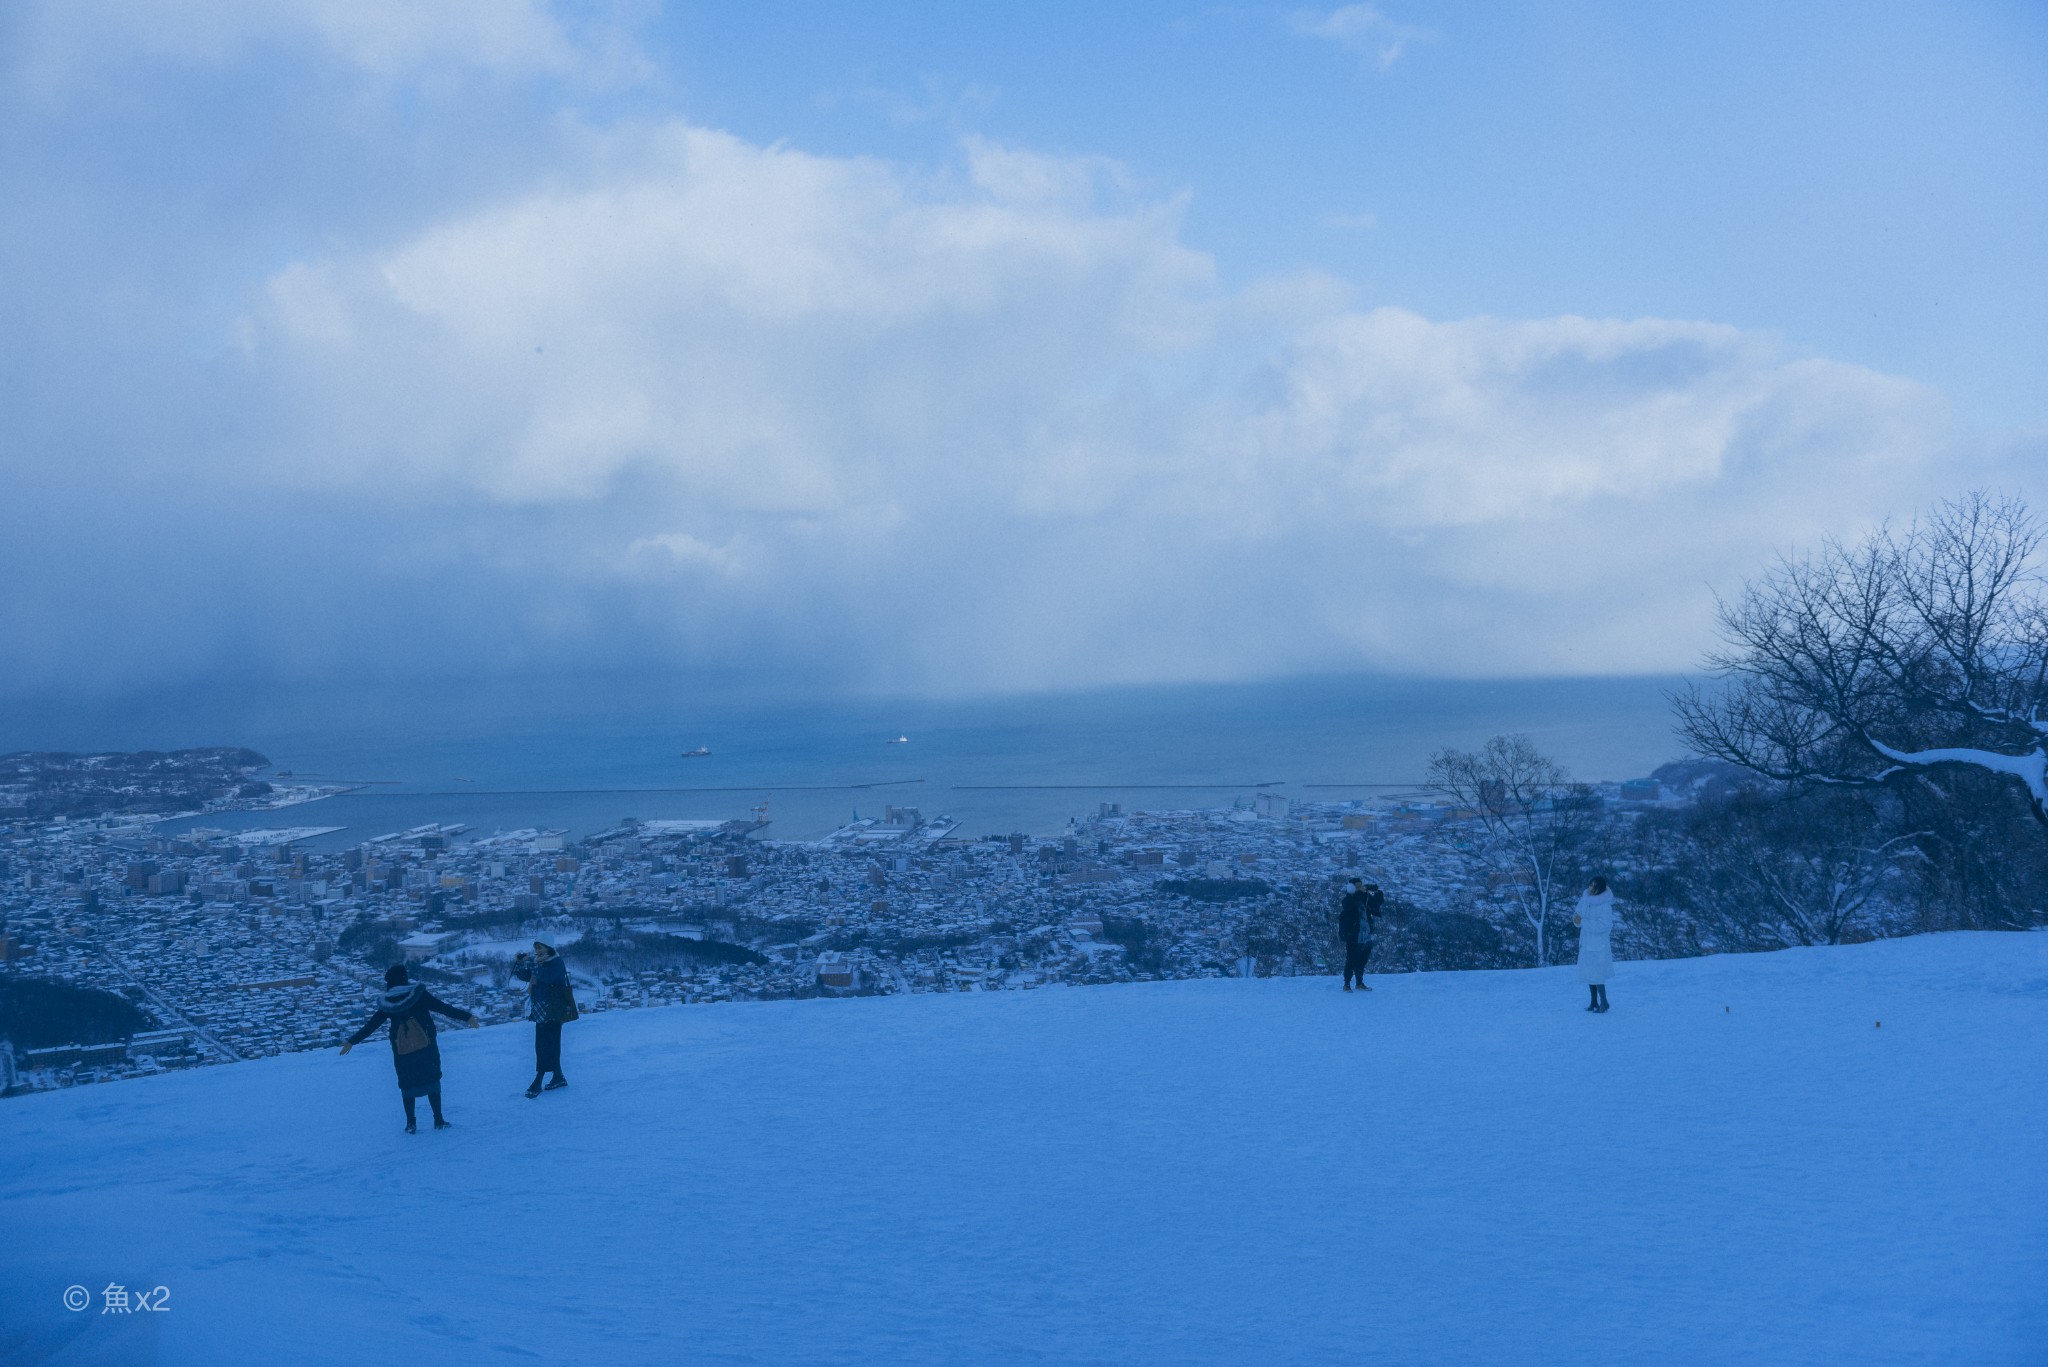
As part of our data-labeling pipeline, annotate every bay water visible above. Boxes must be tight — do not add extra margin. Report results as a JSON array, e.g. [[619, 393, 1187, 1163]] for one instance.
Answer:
[[6, 673, 1692, 845]]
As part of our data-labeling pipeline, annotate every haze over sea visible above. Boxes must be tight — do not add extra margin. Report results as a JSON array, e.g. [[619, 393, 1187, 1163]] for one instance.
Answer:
[[5, 674, 1688, 845]]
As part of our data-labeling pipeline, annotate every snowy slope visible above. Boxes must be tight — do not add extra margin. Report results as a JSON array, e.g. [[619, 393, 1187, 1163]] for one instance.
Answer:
[[3, 933, 2044, 1366]]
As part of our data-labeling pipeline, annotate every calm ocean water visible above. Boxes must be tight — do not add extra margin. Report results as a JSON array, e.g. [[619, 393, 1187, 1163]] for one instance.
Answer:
[[8, 673, 1691, 845]]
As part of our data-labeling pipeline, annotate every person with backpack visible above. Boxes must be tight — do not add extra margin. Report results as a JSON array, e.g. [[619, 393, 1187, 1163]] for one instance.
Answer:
[[1338, 877, 1384, 992], [340, 962, 482, 1132], [512, 942, 578, 1098]]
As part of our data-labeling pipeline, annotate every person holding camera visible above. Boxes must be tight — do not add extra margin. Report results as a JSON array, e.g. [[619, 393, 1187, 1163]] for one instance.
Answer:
[[512, 941, 578, 1098], [1338, 876, 1384, 992]]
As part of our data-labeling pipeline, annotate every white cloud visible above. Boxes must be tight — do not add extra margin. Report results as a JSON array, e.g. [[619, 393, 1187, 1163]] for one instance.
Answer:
[[194, 122, 1978, 691], [0, 0, 2026, 706], [10, 0, 639, 94], [963, 136, 1136, 208], [623, 531, 746, 576], [1289, 5, 1432, 70], [815, 74, 1000, 131], [246, 126, 1216, 511]]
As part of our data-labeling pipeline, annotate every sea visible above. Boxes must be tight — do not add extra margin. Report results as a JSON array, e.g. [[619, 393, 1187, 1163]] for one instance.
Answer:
[[5, 673, 1692, 848]]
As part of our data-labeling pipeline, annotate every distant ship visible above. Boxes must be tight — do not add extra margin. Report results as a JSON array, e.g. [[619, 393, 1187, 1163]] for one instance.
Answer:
[[887, 736, 909, 745], [680, 747, 711, 758]]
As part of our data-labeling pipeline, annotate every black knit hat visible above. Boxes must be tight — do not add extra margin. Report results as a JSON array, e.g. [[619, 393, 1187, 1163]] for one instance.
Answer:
[[384, 963, 409, 987]]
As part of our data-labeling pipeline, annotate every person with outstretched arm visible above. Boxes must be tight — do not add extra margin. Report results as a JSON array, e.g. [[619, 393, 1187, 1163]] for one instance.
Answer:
[[512, 942, 578, 1098], [1338, 877, 1383, 992], [341, 962, 481, 1132]]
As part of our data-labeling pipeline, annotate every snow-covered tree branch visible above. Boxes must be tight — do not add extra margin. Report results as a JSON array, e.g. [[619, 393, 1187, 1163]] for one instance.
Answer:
[[1674, 492, 2048, 833]]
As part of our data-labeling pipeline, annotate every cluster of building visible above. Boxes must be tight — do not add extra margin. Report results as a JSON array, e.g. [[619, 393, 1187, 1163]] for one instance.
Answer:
[[0, 779, 1681, 1095], [0, 746, 339, 824]]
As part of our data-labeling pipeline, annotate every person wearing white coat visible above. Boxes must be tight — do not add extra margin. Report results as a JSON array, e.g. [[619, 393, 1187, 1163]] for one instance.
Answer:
[[1573, 877, 1616, 1012]]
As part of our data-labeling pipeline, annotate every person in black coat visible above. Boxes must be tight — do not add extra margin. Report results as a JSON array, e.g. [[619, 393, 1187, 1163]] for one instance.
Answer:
[[1338, 877, 1384, 992], [512, 942, 577, 1099], [342, 963, 481, 1132]]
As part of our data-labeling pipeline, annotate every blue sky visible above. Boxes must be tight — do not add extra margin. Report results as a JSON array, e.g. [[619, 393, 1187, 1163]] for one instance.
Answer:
[[1, 1, 2042, 701]]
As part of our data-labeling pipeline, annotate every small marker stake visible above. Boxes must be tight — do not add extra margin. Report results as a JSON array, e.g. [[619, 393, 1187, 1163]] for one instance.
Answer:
[[1875, 1021, 1882, 1029]]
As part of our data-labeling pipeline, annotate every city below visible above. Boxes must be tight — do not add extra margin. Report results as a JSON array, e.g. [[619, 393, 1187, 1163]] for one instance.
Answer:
[[0, 747, 1690, 1095]]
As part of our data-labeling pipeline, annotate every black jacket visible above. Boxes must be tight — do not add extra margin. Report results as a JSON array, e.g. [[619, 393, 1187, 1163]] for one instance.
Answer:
[[1339, 885, 1384, 943], [512, 955, 578, 1024], [346, 983, 475, 1093]]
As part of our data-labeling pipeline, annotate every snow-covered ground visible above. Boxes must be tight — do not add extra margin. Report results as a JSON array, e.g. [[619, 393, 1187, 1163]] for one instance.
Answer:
[[4, 933, 2044, 1365]]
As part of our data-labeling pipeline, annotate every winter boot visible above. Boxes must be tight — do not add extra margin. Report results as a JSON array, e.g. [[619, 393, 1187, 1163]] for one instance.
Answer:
[[544, 1073, 569, 1091], [404, 1118, 417, 1134], [525, 1075, 544, 1099], [434, 1117, 452, 1130]]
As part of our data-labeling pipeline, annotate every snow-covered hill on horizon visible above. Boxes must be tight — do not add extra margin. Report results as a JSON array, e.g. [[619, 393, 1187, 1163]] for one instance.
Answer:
[[4, 934, 2044, 1366]]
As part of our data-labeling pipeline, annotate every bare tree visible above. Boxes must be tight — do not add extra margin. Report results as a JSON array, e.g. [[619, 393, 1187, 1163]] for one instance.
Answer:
[[1427, 735, 1598, 965], [1889, 766, 2048, 931], [1671, 788, 1921, 948], [1676, 492, 2048, 832]]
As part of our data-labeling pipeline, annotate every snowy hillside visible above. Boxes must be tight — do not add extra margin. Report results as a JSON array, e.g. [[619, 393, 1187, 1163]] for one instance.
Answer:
[[4, 934, 2044, 1366]]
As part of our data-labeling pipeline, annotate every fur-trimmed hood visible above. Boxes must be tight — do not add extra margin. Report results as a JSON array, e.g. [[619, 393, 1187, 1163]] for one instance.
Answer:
[[380, 982, 426, 1015]]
